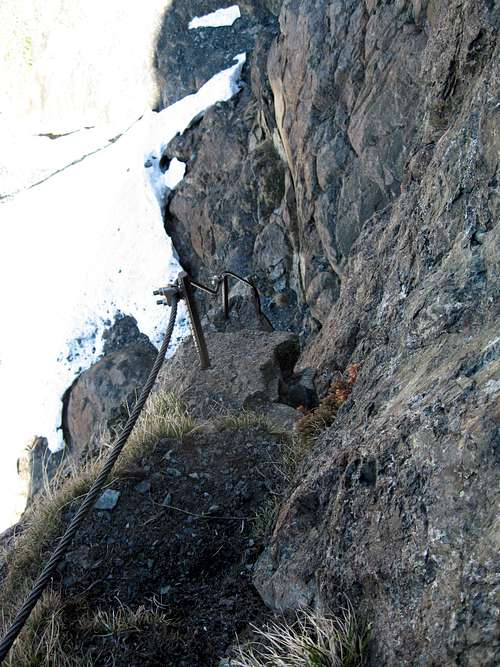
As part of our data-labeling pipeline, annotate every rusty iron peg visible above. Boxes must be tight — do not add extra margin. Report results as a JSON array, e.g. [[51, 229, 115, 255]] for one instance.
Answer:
[[154, 270, 262, 371]]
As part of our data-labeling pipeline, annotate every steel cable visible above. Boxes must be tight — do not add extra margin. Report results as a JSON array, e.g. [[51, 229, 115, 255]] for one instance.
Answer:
[[0, 296, 178, 663]]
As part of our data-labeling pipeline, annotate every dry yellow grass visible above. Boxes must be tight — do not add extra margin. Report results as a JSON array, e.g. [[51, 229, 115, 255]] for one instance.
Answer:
[[79, 602, 172, 639], [211, 409, 282, 434], [0, 390, 193, 664], [233, 605, 369, 667]]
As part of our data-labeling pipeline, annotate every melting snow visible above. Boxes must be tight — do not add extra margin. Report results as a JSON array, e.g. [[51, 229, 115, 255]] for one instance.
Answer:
[[188, 5, 241, 30], [163, 158, 187, 189], [0, 53, 246, 531]]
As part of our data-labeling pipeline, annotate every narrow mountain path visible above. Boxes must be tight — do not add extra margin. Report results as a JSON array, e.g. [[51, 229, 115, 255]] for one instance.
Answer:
[[57, 422, 282, 665]]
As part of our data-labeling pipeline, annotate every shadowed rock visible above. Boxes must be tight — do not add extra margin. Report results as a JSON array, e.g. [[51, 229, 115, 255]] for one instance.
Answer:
[[63, 318, 158, 462], [17, 437, 65, 507]]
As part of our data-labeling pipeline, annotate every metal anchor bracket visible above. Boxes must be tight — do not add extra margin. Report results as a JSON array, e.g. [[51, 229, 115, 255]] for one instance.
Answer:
[[215, 271, 262, 320], [153, 286, 180, 307], [154, 269, 262, 371], [154, 273, 210, 370], [177, 271, 211, 371]]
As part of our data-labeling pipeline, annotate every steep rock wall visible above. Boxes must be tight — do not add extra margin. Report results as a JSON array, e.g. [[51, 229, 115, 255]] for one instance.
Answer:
[[154, 1, 499, 664], [256, 1, 499, 665]]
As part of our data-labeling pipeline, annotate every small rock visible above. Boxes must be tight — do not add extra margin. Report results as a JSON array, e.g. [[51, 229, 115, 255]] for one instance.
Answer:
[[159, 440, 172, 450], [94, 489, 121, 511], [134, 480, 151, 494], [160, 585, 171, 596], [162, 493, 172, 506], [166, 467, 182, 477], [207, 504, 220, 515], [189, 472, 200, 480]]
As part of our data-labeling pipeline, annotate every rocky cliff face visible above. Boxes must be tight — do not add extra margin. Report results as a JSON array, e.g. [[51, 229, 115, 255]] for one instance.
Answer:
[[153, 1, 499, 665]]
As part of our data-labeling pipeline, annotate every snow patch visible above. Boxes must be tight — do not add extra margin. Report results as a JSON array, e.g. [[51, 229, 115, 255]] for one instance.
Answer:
[[188, 5, 241, 30], [0, 52, 246, 532], [0, 123, 123, 199], [164, 158, 187, 189], [145, 53, 246, 205]]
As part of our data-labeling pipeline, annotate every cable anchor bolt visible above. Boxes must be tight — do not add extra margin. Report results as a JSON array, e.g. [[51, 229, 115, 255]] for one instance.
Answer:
[[153, 285, 180, 307]]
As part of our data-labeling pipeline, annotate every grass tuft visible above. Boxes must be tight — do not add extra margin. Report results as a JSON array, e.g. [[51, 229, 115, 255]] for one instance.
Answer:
[[233, 605, 369, 667], [0, 589, 92, 667], [251, 494, 282, 541], [211, 410, 281, 434], [115, 390, 196, 473], [79, 601, 172, 638]]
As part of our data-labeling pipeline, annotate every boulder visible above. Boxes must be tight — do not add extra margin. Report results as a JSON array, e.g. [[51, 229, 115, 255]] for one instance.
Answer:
[[101, 315, 152, 355], [160, 329, 300, 423], [63, 317, 157, 461]]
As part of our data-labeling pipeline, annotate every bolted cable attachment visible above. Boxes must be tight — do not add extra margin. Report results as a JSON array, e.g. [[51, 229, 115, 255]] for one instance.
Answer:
[[153, 269, 261, 371], [153, 285, 180, 307], [154, 275, 211, 371]]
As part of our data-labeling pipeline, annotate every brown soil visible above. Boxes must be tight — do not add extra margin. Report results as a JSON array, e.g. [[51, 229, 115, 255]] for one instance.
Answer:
[[54, 424, 283, 666]]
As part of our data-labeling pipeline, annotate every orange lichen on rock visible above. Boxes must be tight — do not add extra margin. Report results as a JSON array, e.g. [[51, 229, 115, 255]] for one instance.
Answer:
[[296, 363, 360, 442]]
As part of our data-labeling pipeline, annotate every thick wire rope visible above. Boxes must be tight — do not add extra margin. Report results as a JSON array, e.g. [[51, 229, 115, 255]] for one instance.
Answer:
[[0, 296, 178, 663]]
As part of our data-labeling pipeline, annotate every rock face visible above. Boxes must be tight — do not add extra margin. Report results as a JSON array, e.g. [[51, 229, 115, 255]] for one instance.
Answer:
[[17, 437, 64, 506], [153, 0, 499, 665], [63, 317, 158, 460], [160, 1, 306, 335], [155, 0, 277, 107]]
